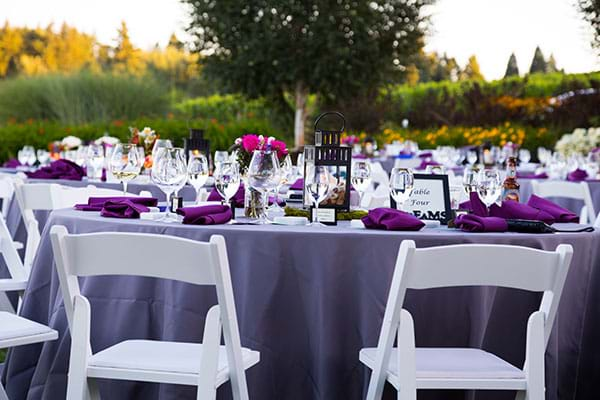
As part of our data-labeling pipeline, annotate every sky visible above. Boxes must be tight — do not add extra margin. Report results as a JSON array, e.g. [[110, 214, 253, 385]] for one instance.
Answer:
[[2, 0, 599, 81]]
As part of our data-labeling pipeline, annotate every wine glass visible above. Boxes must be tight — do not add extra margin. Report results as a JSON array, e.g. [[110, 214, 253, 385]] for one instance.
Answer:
[[110, 144, 142, 195], [151, 139, 173, 161], [462, 167, 479, 196], [467, 150, 478, 166], [86, 144, 105, 181], [389, 167, 414, 210], [477, 169, 502, 208], [214, 161, 241, 215], [36, 149, 51, 166], [187, 153, 209, 204], [519, 149, 531, 164], [351, 160, 372, 209], [75, 145, 89, 167], [305, 165, 331, 226], [21, 146, 36, 167], [151, 147, 188, 221], [296, 152, 305, 177], [248, 149, 281, 223], [17, 150, 28, 167], [214, 151, 229, 170], [426, 165, 446, 175], [268, 154, 293, 217]]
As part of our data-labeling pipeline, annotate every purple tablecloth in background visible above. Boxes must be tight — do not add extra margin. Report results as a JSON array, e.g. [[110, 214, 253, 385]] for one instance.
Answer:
[[3, 209, 600, 400]]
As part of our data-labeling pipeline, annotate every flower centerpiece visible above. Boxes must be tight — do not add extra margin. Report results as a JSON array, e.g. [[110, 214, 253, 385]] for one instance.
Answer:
[[228, 134, 288, 217], [130, 126, 158, 170], [48, 135, 83, 160], [555, 127, 600, 156]]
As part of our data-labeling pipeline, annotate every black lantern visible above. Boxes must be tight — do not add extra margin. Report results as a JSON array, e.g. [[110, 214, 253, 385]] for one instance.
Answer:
[[303, 112, 352, 212], [183, 128, 210, 162]]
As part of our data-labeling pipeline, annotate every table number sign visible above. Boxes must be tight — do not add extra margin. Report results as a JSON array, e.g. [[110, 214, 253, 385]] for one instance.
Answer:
[[391, 174, 452, 224]]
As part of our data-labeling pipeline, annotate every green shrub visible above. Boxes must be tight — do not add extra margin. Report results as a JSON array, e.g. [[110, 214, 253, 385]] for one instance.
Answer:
[[0, 73, 169, 125], [173, 94, 273, 121]]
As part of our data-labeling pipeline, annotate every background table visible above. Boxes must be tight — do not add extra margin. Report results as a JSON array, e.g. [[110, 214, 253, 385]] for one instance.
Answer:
[[3, 209, 600, 400]]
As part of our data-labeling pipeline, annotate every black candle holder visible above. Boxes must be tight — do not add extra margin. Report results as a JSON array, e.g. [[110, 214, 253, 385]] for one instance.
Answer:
[[184, 128, 210, 162]]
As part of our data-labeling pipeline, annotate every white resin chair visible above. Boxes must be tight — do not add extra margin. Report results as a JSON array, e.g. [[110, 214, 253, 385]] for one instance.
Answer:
[[0, 214, 30, 314], [14, 181, 142, 272], [0, 312, 58, 400], [0, 176, 15, 217], [531, 180, 595, 224], [50, 226, 259, 400], [360, 240, 573, 400]]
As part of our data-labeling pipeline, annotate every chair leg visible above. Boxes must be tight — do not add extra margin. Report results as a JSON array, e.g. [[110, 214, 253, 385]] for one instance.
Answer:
[[515, 391, 527, 400], [196, 387, 216, 400], [86, 378, 100, 400], [0, 382, 9, 400]]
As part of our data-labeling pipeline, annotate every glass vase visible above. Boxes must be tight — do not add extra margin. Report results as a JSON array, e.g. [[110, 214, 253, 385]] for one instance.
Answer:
[[244, 185, 267, 218]]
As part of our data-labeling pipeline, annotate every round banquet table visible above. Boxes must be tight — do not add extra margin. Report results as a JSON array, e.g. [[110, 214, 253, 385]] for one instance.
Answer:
[[3, 210, 600, 400]]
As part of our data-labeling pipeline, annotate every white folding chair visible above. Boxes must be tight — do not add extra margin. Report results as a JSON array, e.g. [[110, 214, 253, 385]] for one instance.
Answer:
[[14, 181, 140, 272], [360, 240, 573, 400], [0, 312, 58, 400], [0, 214, 30, 314], [531, 180, 595, 224], [50, 226, 259, 400], [0, 177, 15, 218]]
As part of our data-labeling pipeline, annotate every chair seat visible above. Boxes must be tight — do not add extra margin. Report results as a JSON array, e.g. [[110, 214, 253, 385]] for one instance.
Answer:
[[360, 347, 526, 390], [88, 340, 260, 387], [0, 311, 57, 347]]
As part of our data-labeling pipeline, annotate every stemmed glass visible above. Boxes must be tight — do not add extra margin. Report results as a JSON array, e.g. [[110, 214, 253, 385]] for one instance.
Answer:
[[248, 149, 281, 223], [214, 151, 229, 170], [214, 161, 241, 217], [20, 146, 36, 168], [477, 169, 502, 208], [151, 139, 173, 161], [110, 144, 142, 195], [519, 149, 531, 164], [86, 144, 105, 181], [75, 145, 89, 167], [462, 167, 479, 196], [151, 147, 188, 222], [268, 154, 293, 217], [305, 165, 331, 226], [389, 167, 414, 210], [187, 153, 210, 204], [36, 149, 51, 166], [351, 160, 372, 209], [467, 150, 478, 166]]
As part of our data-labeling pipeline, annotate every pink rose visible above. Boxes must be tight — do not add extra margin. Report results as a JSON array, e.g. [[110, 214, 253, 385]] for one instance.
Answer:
[[271, 139, 288, 158], [242, 135, 260, 152]]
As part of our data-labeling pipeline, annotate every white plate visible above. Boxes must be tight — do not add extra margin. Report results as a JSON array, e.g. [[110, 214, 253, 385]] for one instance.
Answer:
[[273, 216, 309, 226]]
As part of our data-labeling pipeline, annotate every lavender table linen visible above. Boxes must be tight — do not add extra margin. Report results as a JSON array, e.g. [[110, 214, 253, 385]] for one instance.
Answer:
[[3, 209, 600, 400]]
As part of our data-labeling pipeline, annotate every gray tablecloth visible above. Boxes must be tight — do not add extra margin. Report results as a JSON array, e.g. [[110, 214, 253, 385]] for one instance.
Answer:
[[3, 209, 600, 400]]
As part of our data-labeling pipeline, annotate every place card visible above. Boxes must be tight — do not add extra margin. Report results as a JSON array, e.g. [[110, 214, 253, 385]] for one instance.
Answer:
[[391, 174, 452, 224], [311, 207, 337, 225]]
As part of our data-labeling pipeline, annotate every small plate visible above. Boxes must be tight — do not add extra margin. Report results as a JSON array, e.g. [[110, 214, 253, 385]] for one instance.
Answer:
[[273, 216, 309, 226]]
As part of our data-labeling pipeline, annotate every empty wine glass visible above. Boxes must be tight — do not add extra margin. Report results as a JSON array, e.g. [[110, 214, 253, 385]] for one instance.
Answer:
[[110, 144, 142, 195], [477, 169, 502, 208], [151, 147, 188, 221], [151, 139, 173, 161], [519, 149, 531, 164], [389, 167, 414, 210], [36, 149, 51, 166], [75, 146, 89, 167], [17, 150, 28, 167], [187, 153, 209, 204], [214, 151, 229, 170], [86, 144, 104, 181], [296, 152, 305, 176], [268, 154, 293, 217], [214, 161, 241, 214], [21, 146, 36, 167], [305, 165, 331, 226], [462, 167, 479, 196], [467, 150, 478, 166], [351, 160, 372, 209], [248, 149, 281, 223]]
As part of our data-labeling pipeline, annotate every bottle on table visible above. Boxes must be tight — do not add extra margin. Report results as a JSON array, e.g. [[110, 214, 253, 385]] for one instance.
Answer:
[[502, 156, 520, 202]]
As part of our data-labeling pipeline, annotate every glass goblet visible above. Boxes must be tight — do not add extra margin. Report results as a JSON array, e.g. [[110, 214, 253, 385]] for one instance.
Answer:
[[214, 161, 241, 219], [110, 144, 142, 195], [389, 167, 414, 210], [214, 151, 229, 170], [86, 144, 105, 181], [248, 149, 281, 223], [351, 160, 372, 209], [477, 169, 502, 208], [268, 154, 293, 217], [305, 165, 331, 226], [462, 167, 479, 196], [187, 153, 209, 204], [151, 147, 188, 222]]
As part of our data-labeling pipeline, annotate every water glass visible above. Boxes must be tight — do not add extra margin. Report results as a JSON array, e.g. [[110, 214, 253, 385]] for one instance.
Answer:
[[214, 151, 229, 170], [248, 149, 281, 223], [36, 149, 51, 166], [86, 144, 105, 181], [187, 153, 210, 203], [214, 161, 241, 212], [269, 154, 293, 217], [477, 169, 501, 207], [467, 150, 478, 165], [389, 167, 414, 210], [462, 167, 479, 196], [110, 144, 142, 195], [151, 139, 173, 161], [151, 147, 188, 221], [351, 161, 372, 209], [305, 165, 331, 226], [519, 149, 531, 164]]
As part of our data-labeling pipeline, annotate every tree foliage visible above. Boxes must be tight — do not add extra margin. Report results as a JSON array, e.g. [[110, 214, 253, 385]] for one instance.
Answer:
[[579, 0, 600, 49], [529, 46, 548, 74], [504, 53, 519, 78], [461, 55, 484, 80]]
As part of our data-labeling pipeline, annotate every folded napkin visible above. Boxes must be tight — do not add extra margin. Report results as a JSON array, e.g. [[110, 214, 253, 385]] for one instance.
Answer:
[[454, 214, 508, 232], [176, 204, 232, 225], [459, 192, 489, 217], [353, 154, 367, 159], [516, 171, 548, 179], [26, 159, 84, 181], [100, 199, 150, 219], [361, 208, 425, 231], [289, 178, 304, 191], [567, 168, 588, 182], [489, 200, 555, 224], [418, 151, 433, 159], [416, 160, 441, 170], [3, 159, 21, 168], [207, 183, 245, 207], [527, 194, 579, 223], [75, 196, 158, 211]]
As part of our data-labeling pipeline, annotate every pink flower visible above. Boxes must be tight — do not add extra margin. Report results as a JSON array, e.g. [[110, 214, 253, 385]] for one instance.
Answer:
[[242, 134, 260, 152], [271, 139, 288, 158]]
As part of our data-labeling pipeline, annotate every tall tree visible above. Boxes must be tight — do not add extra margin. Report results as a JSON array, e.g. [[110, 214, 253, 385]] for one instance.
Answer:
[[578, 0, 600, 49], [503, 53, 519, 78], [529, 46, 547, 74], [113, 21, 145, 76], [546, 53, 559, 73], [183, 0, 431, 148], [461, 55, 484, 80]]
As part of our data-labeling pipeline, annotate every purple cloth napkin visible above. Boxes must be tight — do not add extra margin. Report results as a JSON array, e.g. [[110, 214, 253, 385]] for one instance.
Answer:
[[75, 197, 158, 211], [26, 159, 84, 181], [527, 194, 579, 223], [207, 183, 245, 207], [289, 178, 304, 191], [3, 159, 21, 168], [459, 192, 489, 217], [567, 169, 588, 182], [353, 154, 367, 159], [418, 151, 433, 159], [516, 171, 548, 179], [454, 214, 508, 232], [416, 160, 441, 170], [489, 201, 555, 224], [176, 205, 232, 225], [100, 200, 150, 219], [361, 208, 425, 231]]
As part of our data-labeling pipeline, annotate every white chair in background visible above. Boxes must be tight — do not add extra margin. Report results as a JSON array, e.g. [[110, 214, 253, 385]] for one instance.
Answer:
[[531, 180, 595, 224], [14, 181, 143, 272], [0, 176, 16, 217], [360, 240, 573, 400], [0, 312, 58, 400], [0, 214, 30, 314], [50, 226, 260, 400]]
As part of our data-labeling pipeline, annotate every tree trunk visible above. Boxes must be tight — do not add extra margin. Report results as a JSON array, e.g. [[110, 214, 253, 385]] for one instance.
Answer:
[[294, 83, 308, 149]]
